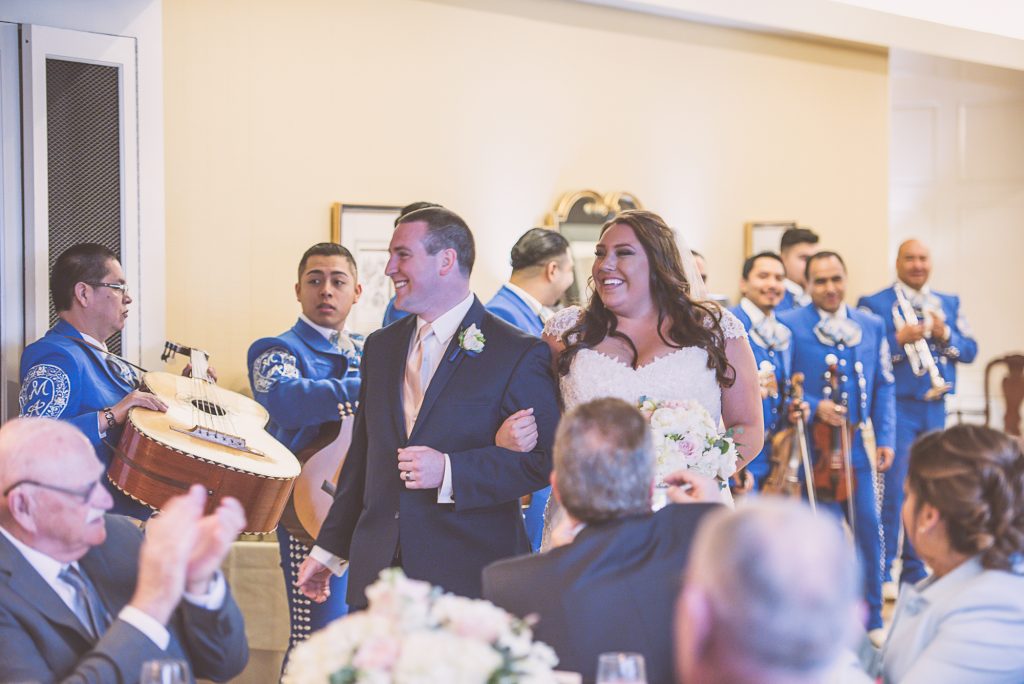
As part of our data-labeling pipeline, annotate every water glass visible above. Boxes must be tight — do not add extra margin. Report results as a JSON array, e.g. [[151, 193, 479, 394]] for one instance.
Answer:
[[140, 659, 190, 684], [596, 652, 647, 684]]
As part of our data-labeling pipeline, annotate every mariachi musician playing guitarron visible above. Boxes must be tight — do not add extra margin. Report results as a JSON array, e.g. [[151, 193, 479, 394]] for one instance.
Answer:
[[19, 244, 169, 519]]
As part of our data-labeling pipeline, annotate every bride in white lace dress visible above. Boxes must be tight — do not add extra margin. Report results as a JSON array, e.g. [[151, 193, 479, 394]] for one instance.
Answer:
[[541, 210, 763, 546]]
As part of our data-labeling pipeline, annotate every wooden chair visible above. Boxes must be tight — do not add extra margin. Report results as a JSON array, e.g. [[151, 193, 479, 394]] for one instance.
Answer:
[[984, 354, 1024, 436]]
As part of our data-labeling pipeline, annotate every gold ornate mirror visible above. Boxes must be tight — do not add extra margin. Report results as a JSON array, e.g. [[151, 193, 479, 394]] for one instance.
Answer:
[[546, 190, 643, 305]]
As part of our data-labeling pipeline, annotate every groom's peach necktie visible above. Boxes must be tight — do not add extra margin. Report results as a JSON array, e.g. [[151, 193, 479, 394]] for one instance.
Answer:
[[403, 323, 434, 433]]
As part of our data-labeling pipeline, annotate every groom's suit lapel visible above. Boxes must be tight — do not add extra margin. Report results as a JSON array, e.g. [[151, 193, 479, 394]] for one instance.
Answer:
[[408, 297, 484, 444]]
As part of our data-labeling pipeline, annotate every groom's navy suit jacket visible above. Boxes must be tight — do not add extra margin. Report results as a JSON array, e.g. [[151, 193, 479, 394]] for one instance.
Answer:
[[316, 297, 560, 607]]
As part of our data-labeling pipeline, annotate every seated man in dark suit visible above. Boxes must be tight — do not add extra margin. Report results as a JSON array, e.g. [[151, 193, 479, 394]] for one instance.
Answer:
[[482, 398, 719, 684], [0, 417, 249, 683]]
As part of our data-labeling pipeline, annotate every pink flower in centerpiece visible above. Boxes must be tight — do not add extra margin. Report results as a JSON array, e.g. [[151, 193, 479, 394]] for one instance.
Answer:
[[353, 634, 401, 670]]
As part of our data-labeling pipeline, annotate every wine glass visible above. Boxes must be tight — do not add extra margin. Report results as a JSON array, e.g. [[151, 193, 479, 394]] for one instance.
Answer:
[[140, 659, 190, 684], [596, 652, 647, 684]]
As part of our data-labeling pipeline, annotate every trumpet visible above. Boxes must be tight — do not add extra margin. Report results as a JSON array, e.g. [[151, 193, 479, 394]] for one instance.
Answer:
[[893, 287, 952, 400]]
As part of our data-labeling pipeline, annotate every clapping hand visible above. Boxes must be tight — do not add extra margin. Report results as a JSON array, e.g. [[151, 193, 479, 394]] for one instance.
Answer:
[[131, 486, 246, 623], [186, 495, 246, 595], [131, 485, 207, 624]]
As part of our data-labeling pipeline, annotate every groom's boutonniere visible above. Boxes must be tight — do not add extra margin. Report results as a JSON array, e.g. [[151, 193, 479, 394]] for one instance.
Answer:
[[449, 323, 486, 361]]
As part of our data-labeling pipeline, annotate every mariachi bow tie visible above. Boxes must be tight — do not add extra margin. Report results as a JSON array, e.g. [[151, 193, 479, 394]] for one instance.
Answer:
[[814, 316, 862, 347], [329, 331, 356, 356], [898, 284, 941, 314], [752, 317, 791, 350], [105, 357, 140, 390]]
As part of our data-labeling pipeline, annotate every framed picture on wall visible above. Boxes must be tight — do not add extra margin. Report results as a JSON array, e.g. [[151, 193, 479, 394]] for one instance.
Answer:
[[331, 202, 402, 335], [744, 220, 797, 258]]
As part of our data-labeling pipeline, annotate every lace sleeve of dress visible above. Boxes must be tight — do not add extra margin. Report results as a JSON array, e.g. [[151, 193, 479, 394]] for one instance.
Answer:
[[703, 305, 747, 340], [543, 305, 584, 342]]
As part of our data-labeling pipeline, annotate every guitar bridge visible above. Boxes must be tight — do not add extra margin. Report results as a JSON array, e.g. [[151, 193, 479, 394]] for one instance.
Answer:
[[171, 425, 267, 458]]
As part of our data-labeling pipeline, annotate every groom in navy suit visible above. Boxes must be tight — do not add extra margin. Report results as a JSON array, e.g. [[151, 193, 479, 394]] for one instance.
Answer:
[[298, 206, 561, 608]]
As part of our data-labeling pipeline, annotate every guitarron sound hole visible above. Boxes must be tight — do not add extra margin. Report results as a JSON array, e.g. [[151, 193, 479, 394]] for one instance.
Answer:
[[191, 399, 227, 416]]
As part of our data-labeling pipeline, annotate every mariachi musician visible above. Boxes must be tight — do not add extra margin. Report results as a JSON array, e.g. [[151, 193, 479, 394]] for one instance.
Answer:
[[858, 239, 977, 591], [779, 250, 895, 640], [247, 243, 365, 652], [18, 244, 168, 519], [729, 252, 794, 489]]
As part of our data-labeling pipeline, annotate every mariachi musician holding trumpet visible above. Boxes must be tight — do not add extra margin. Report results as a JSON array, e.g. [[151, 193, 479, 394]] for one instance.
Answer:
[[779, 250, 895, 640], [859, 239, 977, 593]]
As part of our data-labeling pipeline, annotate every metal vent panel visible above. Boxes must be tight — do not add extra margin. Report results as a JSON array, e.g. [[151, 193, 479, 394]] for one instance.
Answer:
[[46, 58, 122, 353]]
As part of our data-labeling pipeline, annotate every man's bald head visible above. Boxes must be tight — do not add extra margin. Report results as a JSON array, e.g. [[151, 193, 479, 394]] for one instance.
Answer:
[[897, 239, 929, 259], [0, 418, 95, 493], [896, 239, 932, 290], [0, 418, 113, 562], [676, 499, 861, 683]]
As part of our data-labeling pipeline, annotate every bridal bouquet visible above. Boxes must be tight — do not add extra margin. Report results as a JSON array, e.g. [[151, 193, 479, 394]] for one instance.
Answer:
[[283, 569, 560, 684], [638, 397, 739, 482]]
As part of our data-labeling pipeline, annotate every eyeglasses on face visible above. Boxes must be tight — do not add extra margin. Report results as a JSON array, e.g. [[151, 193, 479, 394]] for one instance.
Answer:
[[87, 282, 129, 297], [2, 478, 103, 504]]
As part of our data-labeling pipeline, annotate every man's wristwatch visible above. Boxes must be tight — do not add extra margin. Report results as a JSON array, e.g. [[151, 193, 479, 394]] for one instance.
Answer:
[[102, 407, 117, 430]]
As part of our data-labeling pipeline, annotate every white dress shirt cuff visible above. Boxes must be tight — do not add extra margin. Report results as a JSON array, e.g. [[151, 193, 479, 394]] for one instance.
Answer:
[[118, 605, 170, 650], [310, 545, 349, 576], [437, 453, 454, 503], [183, 570, 227, 610]]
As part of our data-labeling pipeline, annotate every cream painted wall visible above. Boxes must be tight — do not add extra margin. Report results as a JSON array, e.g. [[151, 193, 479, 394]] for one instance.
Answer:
[[163, 0, 889, 392]]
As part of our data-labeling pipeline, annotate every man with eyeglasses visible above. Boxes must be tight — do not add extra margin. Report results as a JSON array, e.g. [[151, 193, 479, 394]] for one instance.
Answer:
[[0, 417, 249, 683], [18, 243, 168, 518]]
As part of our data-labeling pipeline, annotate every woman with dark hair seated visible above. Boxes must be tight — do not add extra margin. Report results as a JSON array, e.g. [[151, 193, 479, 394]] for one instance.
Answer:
[[881, 424, 1024, 683]]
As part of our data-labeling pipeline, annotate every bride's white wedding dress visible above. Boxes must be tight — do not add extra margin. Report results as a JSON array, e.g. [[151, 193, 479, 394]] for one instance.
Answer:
[[546, 304, 747, 424], [541, 305, 747, 546]]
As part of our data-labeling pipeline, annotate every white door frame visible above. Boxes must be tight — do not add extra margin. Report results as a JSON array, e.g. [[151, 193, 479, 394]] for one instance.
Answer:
[[0, 21, 22, 420], [21, 24, 140, 362]]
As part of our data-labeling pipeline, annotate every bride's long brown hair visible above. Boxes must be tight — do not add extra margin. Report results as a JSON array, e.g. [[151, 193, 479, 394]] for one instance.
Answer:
[[557, 210, 735, 388]]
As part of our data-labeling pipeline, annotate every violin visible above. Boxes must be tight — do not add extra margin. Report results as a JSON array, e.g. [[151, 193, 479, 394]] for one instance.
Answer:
[[810, 354, 855, 509], [764, 373, 817, 510]]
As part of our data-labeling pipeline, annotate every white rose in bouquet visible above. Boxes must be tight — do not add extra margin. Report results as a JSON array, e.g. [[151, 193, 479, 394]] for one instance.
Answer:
[[637, 396, 740, 483]]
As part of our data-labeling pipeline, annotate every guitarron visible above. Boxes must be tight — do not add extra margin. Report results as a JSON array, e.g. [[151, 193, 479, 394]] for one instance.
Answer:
[[108, 342, 300, 533]]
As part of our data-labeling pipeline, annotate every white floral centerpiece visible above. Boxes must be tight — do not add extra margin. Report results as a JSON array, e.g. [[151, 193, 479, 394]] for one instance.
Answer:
[[283, 569, 560, 684], [637, 397, 739, 484]]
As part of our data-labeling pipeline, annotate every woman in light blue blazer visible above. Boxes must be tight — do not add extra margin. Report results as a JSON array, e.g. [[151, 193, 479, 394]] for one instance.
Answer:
[[881, 425, 1024, 683]]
